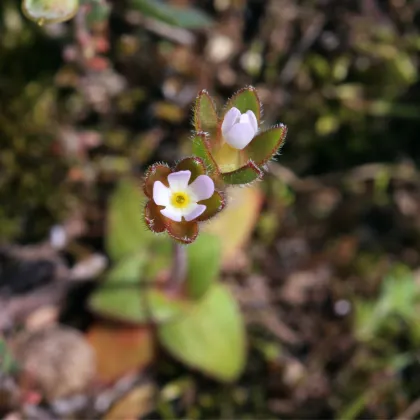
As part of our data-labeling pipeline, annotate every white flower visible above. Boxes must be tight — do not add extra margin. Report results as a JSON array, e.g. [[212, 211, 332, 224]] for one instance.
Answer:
[[153, 170, 214, 222], [221, 107, 258, 150]]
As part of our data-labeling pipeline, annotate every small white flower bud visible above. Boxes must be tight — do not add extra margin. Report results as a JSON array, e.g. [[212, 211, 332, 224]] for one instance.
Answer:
[[221, 107, 258, 150]]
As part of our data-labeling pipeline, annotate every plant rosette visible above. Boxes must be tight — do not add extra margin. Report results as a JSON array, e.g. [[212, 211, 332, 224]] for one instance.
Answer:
[[143, 157, 226, 244], [192, 86, 288, 185]]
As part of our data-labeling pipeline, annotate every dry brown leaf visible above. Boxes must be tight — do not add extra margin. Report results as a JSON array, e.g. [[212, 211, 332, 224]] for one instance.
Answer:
[[87, 323, 154, 384], [203, 186, 263, 265]]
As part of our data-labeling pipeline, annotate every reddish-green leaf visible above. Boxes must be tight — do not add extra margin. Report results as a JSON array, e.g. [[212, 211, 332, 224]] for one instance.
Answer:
[[144, 201, 166, 233], [164, 219, 199, 244], [175, 157, 206, 182], [194, 90, 219, 134], [221, 161, 263, 185], [196, 190, 226, 222], [245, 124, 287, 165], [143, 163, 171, 198], [223, 86, 261, 124]]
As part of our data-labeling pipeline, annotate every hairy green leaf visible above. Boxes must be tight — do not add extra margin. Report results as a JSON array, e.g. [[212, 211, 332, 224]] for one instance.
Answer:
[[221, 161, 263, 185], [246, 125, 287, 165], [223, 86, 261, 123]]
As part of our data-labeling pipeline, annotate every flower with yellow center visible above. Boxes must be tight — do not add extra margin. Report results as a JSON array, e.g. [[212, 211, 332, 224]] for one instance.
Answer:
[[153, 170, 215, 222]]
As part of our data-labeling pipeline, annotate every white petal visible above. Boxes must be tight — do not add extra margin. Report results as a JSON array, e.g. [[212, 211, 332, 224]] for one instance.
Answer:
[[221, 107, 241, 136], [188, 175, 214, 201], [239, 113, 250, 124], [168, 170, 191, 191], [245, 110, 258, 134], [160, 206, 182, 222], [183, 204, 206, 222], [153, 181, 171, 206], [224, 123, 255, 149]]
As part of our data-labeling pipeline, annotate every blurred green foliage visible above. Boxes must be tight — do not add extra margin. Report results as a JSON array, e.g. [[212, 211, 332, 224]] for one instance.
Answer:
[[90, 179, 246, 381]]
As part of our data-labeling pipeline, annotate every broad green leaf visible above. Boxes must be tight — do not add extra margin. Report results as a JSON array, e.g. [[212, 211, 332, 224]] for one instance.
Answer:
[[106, 178, 155, 261], [22, 0, 79, 24], [204, 186, 263, 263], [223, 87, 261, 123], [186, 233, 221, 299], [221, 161, 263, 185], [246, 125, 287, 166], [89, 252, 189, 324], [194, 90, 218, 134], [158, 284, 246, 382], [131, 0, 213, 29]]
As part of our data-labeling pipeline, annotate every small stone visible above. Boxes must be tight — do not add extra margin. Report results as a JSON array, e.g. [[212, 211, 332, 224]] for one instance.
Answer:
[[334, 299, 351, 316], [13, 326, 95, 401], [49, 225, 67, 250]]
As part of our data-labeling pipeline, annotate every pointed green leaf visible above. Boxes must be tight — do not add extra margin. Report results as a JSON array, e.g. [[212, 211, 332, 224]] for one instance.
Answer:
[[223, 86, 261, 123], [107, 179, 155, 261], [191, 132, 219, 175], [194, 90, 219, 134], [89, 252, 189, 324], [131, 0, 213, 29], [246, 124, 287, 165], [158, 284, 246, 382], [222, 161, 263, 185], [186, 233, 221, 299]]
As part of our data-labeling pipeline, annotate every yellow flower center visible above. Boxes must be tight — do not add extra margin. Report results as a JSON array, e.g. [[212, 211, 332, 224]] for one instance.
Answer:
[[171, 192, 190, 209]]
